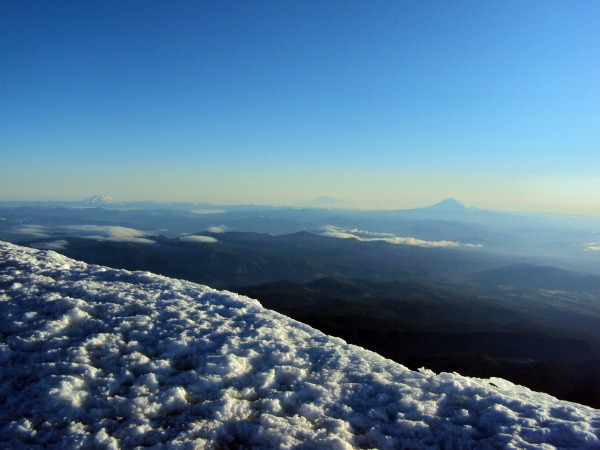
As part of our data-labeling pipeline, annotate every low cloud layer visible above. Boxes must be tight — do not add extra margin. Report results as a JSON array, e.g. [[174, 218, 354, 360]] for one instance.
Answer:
[[179, 235, 218, 244], [207, 225, 227, 233], [15, 225, 50, 238], [583, 242, 600, 251], [14, 224, 156, 245], [321, 225, 481, 248], [61, 225, 156, 244], [31, 240, 69, 251]]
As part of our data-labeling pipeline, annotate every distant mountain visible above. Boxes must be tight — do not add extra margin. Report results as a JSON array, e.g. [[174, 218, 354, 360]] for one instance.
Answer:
[[428, 198, 469, 211], [381, 198, 537, 231], [82, 194, 116, 206], [306, 195, 349, 208], [2, 199, 599, 274]]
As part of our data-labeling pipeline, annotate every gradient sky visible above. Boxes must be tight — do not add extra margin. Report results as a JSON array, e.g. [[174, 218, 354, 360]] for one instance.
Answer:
[[2, 0, 599, 213]]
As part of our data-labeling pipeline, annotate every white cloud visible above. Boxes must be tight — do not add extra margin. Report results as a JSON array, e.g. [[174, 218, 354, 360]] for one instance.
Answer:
[[345, 228, 397, 239], [320, 227, 359, 240], [12, 224, 156, 244], [179, 235, 218, 244], [583, 242, 600, 251], [207, 225, 227, 233], [61, 225, 156, 244], [31, 240, 69, 251], [15, 225, 50, 238], [320, 225, 481, 248]]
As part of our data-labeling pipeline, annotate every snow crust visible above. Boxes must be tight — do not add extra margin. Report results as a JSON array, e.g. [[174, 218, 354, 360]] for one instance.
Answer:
[[1, 241, 598, 449]]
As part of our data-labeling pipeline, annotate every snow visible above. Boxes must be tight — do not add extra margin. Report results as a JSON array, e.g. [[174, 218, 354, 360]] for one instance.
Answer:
[[83, 195, 116, 206], [1, 241, 598, 449]]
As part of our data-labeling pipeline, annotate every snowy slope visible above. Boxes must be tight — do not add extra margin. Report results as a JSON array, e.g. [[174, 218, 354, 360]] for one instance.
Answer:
[[0, 241, 598, 449]]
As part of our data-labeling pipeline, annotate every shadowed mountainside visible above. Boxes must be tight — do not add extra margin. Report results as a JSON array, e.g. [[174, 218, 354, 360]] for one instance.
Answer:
[[46, 231, 507, 288], [240, 277, 600, 408]]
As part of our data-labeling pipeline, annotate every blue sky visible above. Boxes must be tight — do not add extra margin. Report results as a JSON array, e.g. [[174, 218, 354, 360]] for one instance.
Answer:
[[2, 0, 599, 213]]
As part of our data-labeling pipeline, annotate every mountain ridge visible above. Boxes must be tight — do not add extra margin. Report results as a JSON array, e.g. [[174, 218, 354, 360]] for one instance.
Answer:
[[428, 198, 468, 210]]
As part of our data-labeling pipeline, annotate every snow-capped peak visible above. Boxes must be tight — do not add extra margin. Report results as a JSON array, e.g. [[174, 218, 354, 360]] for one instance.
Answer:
[[82, 194, 115, 206], [0, 241, 598, 448]]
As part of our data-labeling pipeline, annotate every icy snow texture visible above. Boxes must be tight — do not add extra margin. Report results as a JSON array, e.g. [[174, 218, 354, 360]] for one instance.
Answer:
[[0, 241, 598, 449]]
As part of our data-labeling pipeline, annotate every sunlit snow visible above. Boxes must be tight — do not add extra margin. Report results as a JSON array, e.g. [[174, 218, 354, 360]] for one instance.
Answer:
[[0, 241, 598, 448]]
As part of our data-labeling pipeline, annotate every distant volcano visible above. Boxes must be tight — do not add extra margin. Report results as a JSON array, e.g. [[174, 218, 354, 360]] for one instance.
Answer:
[[82, 195, 116, 206], [306, 195, 348, 208], [428, 198, 467, 210]]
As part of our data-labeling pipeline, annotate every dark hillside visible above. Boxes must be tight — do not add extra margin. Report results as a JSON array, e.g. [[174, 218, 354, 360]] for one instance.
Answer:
[[51, 232, 506, 288], [241, 278, 600, 408]]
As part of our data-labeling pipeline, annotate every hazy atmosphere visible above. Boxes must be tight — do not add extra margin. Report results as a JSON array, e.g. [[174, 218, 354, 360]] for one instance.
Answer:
[[2, 0, 600, 213]]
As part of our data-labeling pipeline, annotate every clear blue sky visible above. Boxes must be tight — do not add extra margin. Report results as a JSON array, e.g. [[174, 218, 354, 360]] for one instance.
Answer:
[[2, 0, 599, 213]]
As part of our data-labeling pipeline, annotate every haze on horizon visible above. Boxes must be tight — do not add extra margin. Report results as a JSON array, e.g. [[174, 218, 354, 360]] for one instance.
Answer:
[[2, 1, 599, 215]]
